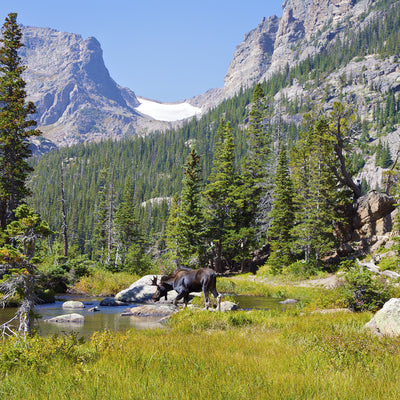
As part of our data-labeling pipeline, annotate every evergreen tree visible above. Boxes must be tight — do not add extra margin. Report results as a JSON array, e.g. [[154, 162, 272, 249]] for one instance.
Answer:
[[114, 177, 141, 268], [0, 205, 53, 337], [290, 117, 337, 267], [92, 168, 110, 264], [165, 195, 181, 266], [268, 144, 295, 270], [241, 83, 271, 238], [203, 119, 238, 272], [177, 148, 205, 267], [0, 13, 41, 228]]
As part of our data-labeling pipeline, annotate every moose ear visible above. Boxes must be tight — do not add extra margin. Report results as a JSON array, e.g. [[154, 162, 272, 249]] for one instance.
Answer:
[[149, 276, 158, 286]]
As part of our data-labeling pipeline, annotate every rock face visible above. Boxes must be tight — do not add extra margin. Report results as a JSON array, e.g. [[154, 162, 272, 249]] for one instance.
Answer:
[[203, 0, 373, 103], [115, 275, 178, 303], [19, 26, 167, 150], [365, 298, 400, 336], [223, 16, 280, 99], [352, 191, 396, 242]]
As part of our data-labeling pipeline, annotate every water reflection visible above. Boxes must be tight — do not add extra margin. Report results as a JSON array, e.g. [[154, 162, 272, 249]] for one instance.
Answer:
[[0, 295, 294, 338]]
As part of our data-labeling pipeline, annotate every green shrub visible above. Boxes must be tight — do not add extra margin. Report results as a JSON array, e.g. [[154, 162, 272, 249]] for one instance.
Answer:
[[343, 266, 392, 312], [377, 256, 398, 272], [283, 260, 319, 278]]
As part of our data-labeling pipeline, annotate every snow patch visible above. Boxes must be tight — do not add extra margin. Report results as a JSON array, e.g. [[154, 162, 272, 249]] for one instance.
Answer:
[[135, 97, 202, 122]]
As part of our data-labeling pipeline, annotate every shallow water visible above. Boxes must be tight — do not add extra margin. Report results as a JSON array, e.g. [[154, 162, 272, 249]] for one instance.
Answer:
[[0, 294, 294, 337]]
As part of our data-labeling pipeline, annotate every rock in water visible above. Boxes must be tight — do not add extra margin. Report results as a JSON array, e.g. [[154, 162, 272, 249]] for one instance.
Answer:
[[62, 300, 85, 309], [365, 298, 400, 336], [44, 313, 84, 324], [120, 304, 178, 317]]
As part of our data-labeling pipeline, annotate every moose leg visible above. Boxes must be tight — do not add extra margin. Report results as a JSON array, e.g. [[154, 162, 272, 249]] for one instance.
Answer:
[[173, 290, 189, 307], [212, 288, 222, 311], [173, 292, 185, 307], [203, 290, 210, 309]]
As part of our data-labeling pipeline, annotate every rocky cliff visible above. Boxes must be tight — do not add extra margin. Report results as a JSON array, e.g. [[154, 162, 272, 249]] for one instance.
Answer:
[[20, 26, 169, 150], [207, 0, 374, 101]]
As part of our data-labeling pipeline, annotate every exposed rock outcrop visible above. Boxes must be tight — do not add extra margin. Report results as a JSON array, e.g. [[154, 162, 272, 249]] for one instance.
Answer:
[[197, 0, 374, 105], [352, 190, 396, 241], [365, 298, 400, 336]]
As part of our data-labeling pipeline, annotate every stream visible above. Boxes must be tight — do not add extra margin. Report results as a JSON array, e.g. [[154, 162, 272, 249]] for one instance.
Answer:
[[0, 294, 295, 338]]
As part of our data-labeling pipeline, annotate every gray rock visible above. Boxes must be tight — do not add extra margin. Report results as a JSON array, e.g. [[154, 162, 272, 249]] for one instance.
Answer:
[[219, 301, 239, 312], [88, 306, 100, 312], [279, 298, 299, 304], [99, 297, 127, 306], [115, 275, 178, 303], [365, 298, 400, 336], [62, 300, 85, 309], [120, 304, 178, 317], [44, 313, 84, 324]]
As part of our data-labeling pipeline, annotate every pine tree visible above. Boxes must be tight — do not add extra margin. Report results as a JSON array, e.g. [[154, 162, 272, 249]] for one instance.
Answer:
[[0, 13, 41, 228], [114, 177, 140, 267], [290, 117, 337, 267], [268, 144, 295, 270], [241, 83, 271, 239], [165, 194, 181, 266], [203, 119, 238, 271], [92, 168, 110, 264], [0, 205, 53, 337], [177, 148, 205, 267]]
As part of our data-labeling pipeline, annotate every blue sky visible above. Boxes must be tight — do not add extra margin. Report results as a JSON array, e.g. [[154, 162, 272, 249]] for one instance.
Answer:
[[1, 1, 283, 102]]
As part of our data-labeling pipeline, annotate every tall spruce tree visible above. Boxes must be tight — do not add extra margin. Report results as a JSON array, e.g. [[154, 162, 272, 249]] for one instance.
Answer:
[[177, 148, 205, 267], [290, 117, 337, 266], [114, 177, 140, 267], [92, 168, 110, 264], [0, 13, 41, 228], [165, 194, 181, 266], [203, 119, 238, 271], [268, 144, 295, 270], [241, 83, 271, 239]]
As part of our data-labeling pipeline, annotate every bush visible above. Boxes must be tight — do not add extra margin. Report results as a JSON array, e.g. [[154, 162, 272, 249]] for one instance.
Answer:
[[283, 261, 319, 279], [377, 256, 398, 272], [343, 266, 392, 312]]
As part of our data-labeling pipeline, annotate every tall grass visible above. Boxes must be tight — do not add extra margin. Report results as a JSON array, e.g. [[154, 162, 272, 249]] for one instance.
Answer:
[[1, 309, 400, 399], [71, 270, 139, 296]]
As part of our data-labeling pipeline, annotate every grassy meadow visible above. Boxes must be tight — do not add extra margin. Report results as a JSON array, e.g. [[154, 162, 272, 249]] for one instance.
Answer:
[[1, 275, 400, 399]]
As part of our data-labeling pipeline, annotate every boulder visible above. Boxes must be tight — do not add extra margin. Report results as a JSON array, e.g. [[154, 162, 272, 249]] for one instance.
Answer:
[[365, 298, 400, 336], [352, 191, 396, 241], [44, 313, 84, 324], [115, 275, 178, 303], [120, 304, 178, 317], [219, 301, 239, 312], [99, 297, 127, 306], [279, 298, 299, 304], [62, 300, 85, 309]]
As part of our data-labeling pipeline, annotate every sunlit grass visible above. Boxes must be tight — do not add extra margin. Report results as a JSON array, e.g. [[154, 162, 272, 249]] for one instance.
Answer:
[[71, 269, 139, 296], [1, 309, 400, 399]]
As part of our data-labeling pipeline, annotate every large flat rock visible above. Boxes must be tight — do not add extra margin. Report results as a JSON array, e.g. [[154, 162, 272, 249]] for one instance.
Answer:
[[115, 275, 178, 303]]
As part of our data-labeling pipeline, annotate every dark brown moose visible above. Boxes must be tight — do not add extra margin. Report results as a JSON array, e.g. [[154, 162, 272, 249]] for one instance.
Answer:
[[150, 267, 222, 310]]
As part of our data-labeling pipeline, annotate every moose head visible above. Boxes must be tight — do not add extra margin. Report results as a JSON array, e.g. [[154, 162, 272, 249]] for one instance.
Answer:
[[150, 275, 168, 302]]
